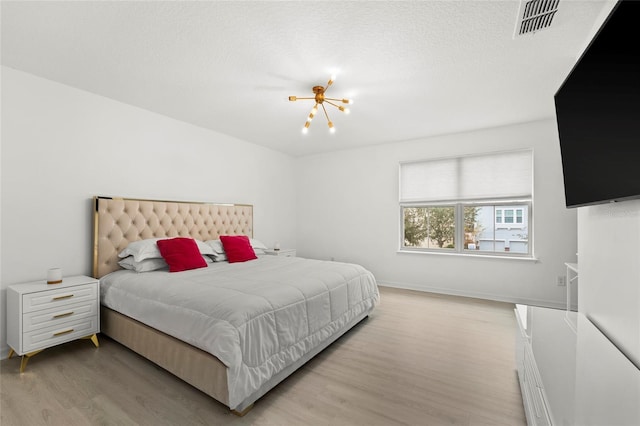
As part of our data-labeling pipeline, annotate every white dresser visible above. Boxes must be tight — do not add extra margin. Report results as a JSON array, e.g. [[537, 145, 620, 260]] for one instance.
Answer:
[[7, 275, 100, 372], [515, 305, 640, 425]]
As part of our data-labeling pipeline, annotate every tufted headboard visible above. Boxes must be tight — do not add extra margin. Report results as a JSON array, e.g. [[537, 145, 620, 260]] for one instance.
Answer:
[[92, 196, 253, 278]]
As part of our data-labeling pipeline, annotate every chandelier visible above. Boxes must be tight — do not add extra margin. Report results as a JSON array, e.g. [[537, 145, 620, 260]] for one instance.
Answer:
[[289, 75, 353, 134]]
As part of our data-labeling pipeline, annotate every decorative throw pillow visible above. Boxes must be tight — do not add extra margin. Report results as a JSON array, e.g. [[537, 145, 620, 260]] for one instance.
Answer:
[[206, 238, 267, 258], [157, 237, 208, 272], [219, 235, 257, 263]]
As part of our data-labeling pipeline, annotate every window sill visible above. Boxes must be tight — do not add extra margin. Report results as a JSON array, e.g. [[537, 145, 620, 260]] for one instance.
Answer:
[[397, 249, 538, 262]]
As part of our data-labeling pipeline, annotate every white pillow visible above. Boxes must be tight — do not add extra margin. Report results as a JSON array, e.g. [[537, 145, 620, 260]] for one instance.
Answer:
[[205, 239, 225, 255], [195, 240, 216, 257], [250, 239, 268, 250], [119, 254, 212, 272], [118, 238, 215, 262], [209, 252, 228, 262], [118, 257, 168, 273]]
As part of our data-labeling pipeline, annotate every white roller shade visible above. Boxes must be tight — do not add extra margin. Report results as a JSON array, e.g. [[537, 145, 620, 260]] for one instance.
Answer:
[[400, 150, 532, 203]]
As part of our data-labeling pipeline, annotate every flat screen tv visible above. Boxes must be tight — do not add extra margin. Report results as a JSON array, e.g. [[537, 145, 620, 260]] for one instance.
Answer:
[[554, 0, 640, 208]]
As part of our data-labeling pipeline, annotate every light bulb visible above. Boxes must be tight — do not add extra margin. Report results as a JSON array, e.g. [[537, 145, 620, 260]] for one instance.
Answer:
[[302, 127, 308, 134], [328, 122, 335, 133], [344, 108, 350, 114], [311, 106, 318, 115]]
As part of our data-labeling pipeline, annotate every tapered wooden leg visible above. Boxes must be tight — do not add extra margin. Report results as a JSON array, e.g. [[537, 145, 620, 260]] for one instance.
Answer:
[[20, 356, 29, 373], [231, 403, 254, 417], [90, 334, 100, 348], [81, 333, 100, 348], [8, 348, 15, 359], [19, 350, 43, 373]]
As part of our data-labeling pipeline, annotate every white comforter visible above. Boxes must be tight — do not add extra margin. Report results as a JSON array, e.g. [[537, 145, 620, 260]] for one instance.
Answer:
[[100, 256, 379, 409]]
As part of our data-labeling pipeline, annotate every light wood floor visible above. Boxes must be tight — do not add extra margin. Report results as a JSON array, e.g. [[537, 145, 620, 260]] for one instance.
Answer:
[[1, 287, 525, 425]]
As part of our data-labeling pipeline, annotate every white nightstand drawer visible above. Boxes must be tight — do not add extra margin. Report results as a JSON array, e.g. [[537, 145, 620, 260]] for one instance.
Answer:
[[22, 284, 97, 313], [23, 316, 99, 353], [23, 301, 98, 333]]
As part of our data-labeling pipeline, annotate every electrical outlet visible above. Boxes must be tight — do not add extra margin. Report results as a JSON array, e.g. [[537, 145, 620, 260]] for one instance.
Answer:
[[557, 276, 567, 286]]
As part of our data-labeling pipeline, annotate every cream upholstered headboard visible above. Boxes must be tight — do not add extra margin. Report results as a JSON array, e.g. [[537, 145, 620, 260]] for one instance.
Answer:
[[93, 196, 253, 278]]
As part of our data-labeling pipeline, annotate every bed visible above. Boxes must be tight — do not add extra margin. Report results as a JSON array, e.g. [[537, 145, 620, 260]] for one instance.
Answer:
[[92, 196, 379, 415]]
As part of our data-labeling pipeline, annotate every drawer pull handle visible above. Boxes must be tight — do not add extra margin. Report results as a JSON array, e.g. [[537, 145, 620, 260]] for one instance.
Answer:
[[53, 311, 74, 319], [52, 294, 74, 301], [53, 329, 74, 337]]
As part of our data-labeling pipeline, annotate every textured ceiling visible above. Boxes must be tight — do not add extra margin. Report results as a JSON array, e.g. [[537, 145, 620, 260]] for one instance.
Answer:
[[1, 1, 617, 157]]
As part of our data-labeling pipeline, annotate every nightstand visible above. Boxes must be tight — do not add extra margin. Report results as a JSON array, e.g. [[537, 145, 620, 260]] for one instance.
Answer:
[[7, 275, 100, 372], [263, 248, 296, 257]]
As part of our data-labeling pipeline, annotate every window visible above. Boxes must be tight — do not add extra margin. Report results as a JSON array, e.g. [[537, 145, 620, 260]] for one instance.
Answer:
[[403, 206, 456, 249], [399, 149, 533, 257]]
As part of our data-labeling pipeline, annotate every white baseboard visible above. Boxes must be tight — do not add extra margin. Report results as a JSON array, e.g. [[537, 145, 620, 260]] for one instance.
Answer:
[[377, 280, 566, 310]]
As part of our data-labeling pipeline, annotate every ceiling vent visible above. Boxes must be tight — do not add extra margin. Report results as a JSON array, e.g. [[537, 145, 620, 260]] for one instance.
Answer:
[[515, 0, 560, 36]]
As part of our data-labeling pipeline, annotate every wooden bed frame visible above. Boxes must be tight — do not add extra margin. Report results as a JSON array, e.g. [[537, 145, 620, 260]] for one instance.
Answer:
[[92, 196, 370, 415]]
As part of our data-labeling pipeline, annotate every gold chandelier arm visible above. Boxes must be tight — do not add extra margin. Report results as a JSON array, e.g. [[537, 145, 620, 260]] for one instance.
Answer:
[[326, 76, 334, 89], [321, 103, 331, 122], [290, 96, 316, 101], [324, 97, 351, 104], [308, 103, 319, 121], [322, 103, 335, 132], [325, 100, 350, 114]]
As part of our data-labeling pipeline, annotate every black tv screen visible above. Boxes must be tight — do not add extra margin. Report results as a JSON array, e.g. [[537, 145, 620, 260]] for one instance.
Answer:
[[554, 0, 640, 208]]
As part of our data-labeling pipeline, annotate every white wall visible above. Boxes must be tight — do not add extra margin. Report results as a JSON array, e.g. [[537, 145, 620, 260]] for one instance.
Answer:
[[0, 67, 296, 358], [295, 119, 577, 306], [0, 67, 583, 361], [578, 201, 640, 368]]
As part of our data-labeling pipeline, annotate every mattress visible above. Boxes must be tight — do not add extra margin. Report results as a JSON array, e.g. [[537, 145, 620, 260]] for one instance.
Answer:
[[100, 256, 380, 409]]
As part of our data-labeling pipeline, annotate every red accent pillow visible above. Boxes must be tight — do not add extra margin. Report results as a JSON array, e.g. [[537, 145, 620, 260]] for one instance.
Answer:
[[219, 235, 257, 263], [156, 237, 207, 272]]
